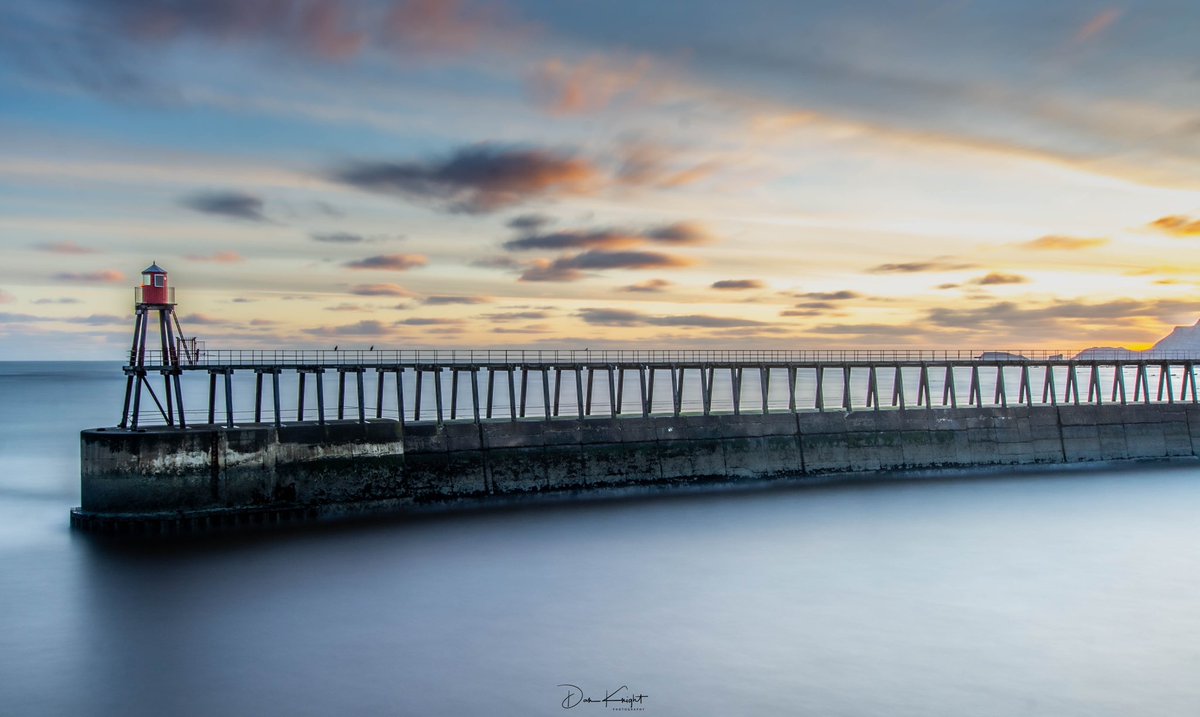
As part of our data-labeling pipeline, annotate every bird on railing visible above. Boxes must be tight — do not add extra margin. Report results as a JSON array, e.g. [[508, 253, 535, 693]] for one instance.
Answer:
[[333, 345, 339, 351]]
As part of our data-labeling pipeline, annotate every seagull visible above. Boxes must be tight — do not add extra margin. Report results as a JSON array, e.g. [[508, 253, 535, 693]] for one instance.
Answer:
[[333, 345, 339, 351]]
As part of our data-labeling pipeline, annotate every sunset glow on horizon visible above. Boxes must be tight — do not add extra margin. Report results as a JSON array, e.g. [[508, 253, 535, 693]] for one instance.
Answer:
[[2, 0, 1199, 359]]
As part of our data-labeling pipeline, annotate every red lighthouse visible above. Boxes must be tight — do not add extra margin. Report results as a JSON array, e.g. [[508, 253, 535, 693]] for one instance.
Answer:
[[121, 263, 187, 429]]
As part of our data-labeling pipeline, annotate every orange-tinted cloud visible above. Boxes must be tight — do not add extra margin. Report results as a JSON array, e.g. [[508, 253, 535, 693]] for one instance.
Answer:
[[110, 0, 501, 60], [349, 283, 418, 296], [529, 56, 653, 115], [867, 257, 976, 273], [34, 241, 98, 255], [621, 279, 672, 293], [1021, 235, 1108, 250], [335, 145, 599, 213], [616, 144, 722, 189], [970, 272, 1029, 286], [1075, 8, 1122, 43], [53, 270, 125, 283], [186, 251, 244, 263], [1149, 215, 1200, 237]]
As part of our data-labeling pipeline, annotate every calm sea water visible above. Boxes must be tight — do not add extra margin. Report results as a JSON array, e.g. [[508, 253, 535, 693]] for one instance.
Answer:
[[3, 361, 1200, 716]]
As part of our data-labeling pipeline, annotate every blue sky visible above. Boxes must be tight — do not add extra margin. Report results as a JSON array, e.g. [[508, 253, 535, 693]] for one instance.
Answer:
[[1, 0, 1199, 358]]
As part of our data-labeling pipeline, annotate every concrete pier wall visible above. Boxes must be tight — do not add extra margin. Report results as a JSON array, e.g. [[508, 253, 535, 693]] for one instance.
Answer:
[[77, 404, 1200, 532]]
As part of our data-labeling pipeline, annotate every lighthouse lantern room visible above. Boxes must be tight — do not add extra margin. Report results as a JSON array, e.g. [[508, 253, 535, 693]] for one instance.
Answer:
[[138, 262, 173, 305]]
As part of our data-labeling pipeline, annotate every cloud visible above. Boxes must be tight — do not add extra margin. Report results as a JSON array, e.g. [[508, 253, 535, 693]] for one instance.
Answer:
[[481, 311, 550, 322], [311, 232, 365, 243], [65, 314, 124, 325], [802, 323, 922, 340], [90, 0, 506, 61], [34, 241, 97, 255], [529, 56, 653, 115], [397, 317, 464, 326], [181, 191, 267, 222], [348, 283, 419, 297], [621, 279, 672, 293], [1021, 235, 1108, 251], [926, 298, 1200, 335], [520, 250, 693, 282], [325, 303, 365, 312], [970, 272, 1029, 286], [470, 256, 522, 270], [616, 144, 723, 189], [34, 298, 84, 305], [506, 213, 554, 231], [333, 144, 599, 214], [867, 257, 977, 273], [0, 290, 13, 304], [712, 279, 764, 290], [504, 221, 711, 252], [53, 270, 125, 283], [185, 251, 243, 263], [785, 301, 835, 313], [304, 319, 393, 337], [577, 308, 768, 328], [181, 313, 231, 325], [1149, 215, 1200, 237], [0, 312, 39, 323], [422, 295, 490, 305], [344, 254, 427, 270], [1075, 8, 1122, 43], [644, 222, 713, 244], [788, 290, 862, 301], [504, 229, 644, 252]]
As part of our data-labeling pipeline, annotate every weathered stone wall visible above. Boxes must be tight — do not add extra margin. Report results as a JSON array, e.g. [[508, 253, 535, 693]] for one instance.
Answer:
[[81, 421, 405, 513], [79, 404, 1199, 524]]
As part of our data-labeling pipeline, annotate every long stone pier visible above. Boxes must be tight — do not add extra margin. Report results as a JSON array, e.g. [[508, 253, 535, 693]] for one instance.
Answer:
[[75, 349, 1200, 536]]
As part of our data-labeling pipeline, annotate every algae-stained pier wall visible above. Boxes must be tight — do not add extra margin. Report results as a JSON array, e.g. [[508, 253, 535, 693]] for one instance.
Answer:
[[77, 350, 1200, 533]]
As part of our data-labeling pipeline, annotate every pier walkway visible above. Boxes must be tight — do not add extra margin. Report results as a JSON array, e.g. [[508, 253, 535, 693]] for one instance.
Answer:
[[120, 348, 1200, 430]]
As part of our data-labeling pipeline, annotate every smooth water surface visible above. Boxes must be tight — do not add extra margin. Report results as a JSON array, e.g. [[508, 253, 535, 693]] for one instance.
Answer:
[[2, 362, 1199, 716]]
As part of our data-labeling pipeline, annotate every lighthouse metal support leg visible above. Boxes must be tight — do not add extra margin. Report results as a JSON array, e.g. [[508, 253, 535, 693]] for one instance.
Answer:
[[130, 372, 144, 429], [157, 311, 174, 426]]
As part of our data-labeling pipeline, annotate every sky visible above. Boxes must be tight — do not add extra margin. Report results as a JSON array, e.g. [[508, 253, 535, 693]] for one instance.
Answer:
[[1, 0, 1199, 359]]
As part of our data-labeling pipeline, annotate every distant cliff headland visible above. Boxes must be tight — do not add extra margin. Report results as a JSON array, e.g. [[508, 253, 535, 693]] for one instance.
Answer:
[[1076, 319, 1200, 360]]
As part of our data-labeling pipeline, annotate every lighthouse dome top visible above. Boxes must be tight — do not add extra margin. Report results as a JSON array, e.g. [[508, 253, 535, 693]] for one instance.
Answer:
[[141, 262, 167, 275]]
